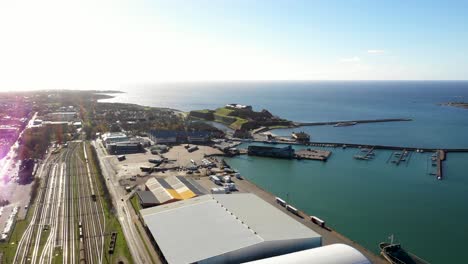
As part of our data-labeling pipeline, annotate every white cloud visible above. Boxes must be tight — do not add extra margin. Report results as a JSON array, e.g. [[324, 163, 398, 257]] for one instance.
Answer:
[[367, 49, 385, 54], [340, 56, 361, 63]]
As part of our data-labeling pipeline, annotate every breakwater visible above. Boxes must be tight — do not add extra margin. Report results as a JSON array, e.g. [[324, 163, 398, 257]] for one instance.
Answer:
[[249, 139, 468, 153], [294, 118, 412, 126]]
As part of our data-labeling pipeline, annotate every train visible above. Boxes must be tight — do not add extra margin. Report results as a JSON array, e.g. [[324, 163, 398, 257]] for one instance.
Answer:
[[78, 221, 83, 239], [79, 239, 86, 264], [83, 144, 97, 202]]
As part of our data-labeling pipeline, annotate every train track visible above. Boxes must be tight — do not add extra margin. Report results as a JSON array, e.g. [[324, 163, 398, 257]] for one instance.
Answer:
[[12, 141, 106, 264]]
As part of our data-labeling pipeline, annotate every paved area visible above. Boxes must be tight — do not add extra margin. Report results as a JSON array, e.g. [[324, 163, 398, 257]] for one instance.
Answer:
[[162, 145, 223, 167]]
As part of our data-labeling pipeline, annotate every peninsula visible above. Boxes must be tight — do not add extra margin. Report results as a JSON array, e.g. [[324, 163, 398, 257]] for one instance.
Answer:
[[188, 104, 295, 130]]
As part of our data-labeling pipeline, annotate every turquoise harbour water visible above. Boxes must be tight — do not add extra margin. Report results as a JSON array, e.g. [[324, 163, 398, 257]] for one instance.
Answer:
[[226, 144, 468, 264], [104, 81, 468, 263]]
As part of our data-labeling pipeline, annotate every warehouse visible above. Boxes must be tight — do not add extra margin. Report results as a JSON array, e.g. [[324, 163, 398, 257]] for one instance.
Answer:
[[140, 193, 322, 264], [106, 141, 143, 154], [135, 191, 159, 208], [144, 176, 198, 206]]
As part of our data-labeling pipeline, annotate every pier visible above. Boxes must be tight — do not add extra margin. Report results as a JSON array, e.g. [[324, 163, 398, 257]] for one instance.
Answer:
[[295, 118, 412, 127], [394, 149, 408, 166], [353, 147, 375, 160], [436, 150, 445, 180]]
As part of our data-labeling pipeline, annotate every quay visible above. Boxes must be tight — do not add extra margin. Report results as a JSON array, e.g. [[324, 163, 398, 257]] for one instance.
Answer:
[[295, 118, 412, 127], [295, 149, 332, 161]]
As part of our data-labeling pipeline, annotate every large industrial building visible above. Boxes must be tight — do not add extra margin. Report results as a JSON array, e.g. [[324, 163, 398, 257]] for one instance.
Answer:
[[140, 193, 322, 264]]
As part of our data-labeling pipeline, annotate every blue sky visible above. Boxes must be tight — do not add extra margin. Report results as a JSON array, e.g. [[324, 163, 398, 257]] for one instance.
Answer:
[[0, 0, 467, 90]]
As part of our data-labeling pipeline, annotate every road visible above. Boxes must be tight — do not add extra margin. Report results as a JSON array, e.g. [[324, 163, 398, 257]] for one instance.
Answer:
[[13, 141, 106, 264], [92, 140, 154, 264], [0, 111, 37, 182]]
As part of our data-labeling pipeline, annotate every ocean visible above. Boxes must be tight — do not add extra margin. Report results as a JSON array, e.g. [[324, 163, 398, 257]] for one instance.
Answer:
[[103, 81, 468, 263]]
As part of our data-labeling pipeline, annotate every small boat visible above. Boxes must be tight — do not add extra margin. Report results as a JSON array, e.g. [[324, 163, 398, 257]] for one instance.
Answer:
[[380, 235, 430, 264]]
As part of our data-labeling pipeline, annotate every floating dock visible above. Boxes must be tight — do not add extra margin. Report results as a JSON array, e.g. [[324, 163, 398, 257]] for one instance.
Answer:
[[354, 147, 375, 160], [295, 149, 331, 161]]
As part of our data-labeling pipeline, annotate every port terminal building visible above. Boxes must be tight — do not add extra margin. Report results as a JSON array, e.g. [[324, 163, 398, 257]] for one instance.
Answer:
[[140, 193, 322, 264]]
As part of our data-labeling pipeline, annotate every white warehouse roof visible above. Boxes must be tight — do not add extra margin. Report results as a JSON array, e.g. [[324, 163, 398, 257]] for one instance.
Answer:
[[140, 193, 322, 264], [243, 244, 372, 264]]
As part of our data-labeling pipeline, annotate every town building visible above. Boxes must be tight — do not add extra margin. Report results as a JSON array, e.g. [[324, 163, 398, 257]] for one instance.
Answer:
[[46, 112, 77, 122], [106, 141, 143, 155], [42, 121, 70, 130], [225, 103, 253, 110], [102, 132, 129, 146], [291, 131, 310, 142], [148, 130, 180, 144], [139, 193, 322, 264], [0, 126, 19, 140], [186, 131, 211, 143], [148, 130, 211, 144]]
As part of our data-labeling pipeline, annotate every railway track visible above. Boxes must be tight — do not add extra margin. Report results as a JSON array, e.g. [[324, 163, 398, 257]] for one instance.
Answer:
[[12, 141, 106, 264]]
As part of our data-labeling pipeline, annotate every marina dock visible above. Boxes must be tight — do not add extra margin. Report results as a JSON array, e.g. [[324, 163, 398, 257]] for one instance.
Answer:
[[395, 149, 407, 166], [353, 147, 375, 160]]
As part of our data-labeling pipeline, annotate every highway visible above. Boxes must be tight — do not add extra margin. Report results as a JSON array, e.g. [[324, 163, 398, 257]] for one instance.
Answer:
[[13, 141, 106, 264]]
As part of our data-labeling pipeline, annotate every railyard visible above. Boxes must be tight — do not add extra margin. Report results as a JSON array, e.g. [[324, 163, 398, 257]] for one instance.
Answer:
[[4, 141, 131, 264]]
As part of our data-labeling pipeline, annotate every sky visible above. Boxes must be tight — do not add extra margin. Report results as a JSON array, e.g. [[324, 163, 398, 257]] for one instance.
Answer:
[[0, 0, 467, 91]]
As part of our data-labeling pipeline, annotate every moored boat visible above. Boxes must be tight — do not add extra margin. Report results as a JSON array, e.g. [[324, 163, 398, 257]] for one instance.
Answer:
[[379, 236, 430, 264]]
